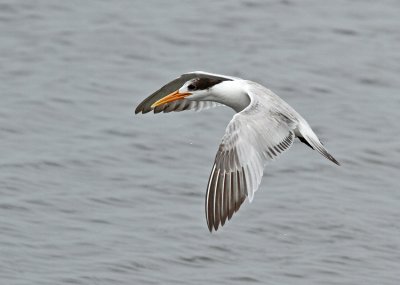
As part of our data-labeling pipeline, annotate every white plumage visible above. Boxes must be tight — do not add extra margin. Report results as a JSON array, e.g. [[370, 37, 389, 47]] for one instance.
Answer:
[[135, 71, 340, 232]]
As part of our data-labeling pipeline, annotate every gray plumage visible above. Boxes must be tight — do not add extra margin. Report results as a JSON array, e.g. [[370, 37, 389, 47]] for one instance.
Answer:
[[135, 71, 340, 232]]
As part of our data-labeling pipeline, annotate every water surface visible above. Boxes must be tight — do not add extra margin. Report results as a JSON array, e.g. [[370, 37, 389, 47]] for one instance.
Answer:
[[1, 1, 399, 284]]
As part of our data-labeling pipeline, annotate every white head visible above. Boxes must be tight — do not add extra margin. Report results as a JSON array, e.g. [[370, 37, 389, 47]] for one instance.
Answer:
[[151, 76, 249, 112]]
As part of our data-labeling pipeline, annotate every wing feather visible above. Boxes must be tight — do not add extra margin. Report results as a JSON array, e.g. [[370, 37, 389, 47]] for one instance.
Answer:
[[135, 72, 231, 114], [205, 98, 297, 231], [221, 172, 229, 225]]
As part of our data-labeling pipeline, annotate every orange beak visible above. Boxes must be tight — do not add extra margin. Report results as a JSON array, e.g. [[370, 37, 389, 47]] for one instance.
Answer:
[[151, 90, 191, 108]]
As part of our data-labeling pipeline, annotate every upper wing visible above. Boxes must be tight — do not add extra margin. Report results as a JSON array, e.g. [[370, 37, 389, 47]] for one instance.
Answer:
[[135, 72, 233, 114], [205, 98, 297, 231], [135, 73, 198, 114]]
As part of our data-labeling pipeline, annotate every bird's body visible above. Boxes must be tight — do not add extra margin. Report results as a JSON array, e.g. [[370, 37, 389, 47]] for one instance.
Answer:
[[135, 71, 339, 231]]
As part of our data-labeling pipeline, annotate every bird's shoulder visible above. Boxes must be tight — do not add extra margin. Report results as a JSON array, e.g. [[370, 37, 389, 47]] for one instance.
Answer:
[[238, 81, 301, 124]]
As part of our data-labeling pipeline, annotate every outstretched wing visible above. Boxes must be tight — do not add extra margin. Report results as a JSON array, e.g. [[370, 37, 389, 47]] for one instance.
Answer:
[[135, 72, 233, 114], [205, 102, 297, 231]]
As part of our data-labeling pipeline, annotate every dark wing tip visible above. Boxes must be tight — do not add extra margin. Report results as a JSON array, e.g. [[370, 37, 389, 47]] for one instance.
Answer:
[[134, 102, 149, 114], [134, 107, 142, 114], [135, 103, 153, 114]]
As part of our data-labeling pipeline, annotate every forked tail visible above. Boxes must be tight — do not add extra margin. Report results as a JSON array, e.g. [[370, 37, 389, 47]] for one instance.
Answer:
[[297, 122, 340, 166]]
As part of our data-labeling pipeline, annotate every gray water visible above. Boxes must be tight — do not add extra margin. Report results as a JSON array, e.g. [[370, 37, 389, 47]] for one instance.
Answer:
[[1, 0, 400, 284]]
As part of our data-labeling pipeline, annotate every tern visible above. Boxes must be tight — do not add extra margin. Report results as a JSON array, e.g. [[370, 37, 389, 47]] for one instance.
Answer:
[[135, 71, 340, 232]]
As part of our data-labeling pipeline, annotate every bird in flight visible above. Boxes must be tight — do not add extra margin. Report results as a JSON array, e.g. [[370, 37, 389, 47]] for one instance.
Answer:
[[135, 71, 340, 232]]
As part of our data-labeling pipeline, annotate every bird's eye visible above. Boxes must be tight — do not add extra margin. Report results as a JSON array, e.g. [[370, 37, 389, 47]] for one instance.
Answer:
[[187, 84, 196, 91]]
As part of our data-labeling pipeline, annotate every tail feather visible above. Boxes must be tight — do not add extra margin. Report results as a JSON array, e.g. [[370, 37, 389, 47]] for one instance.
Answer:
[[304, 135, 340, 165], [297, 122, 340, 166]]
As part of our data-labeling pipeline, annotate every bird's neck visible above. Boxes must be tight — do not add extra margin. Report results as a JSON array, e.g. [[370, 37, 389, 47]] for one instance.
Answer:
[[208, 81, 251, 113]]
